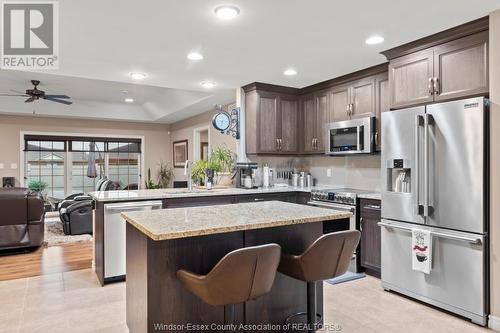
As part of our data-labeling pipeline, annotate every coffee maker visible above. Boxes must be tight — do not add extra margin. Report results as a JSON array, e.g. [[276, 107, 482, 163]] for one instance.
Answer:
[[235, 162, 258, 189]]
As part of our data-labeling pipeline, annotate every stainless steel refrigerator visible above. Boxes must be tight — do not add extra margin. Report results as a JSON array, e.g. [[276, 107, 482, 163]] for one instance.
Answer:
[[380, 97, 488, 325]]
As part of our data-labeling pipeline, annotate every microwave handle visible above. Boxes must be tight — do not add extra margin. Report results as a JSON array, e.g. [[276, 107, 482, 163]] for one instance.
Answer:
[[357, 125, 362, 151]]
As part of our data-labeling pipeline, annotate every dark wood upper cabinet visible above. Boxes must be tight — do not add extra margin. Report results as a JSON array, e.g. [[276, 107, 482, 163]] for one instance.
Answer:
[[258, 91, 279, 153], [315, 91, 328, 152], [389, 49, 435, 109], [329, 84, 350, 122], [375, 72, 389, 152], [360, 198, 381, 278], [279, 95, 299, 153], [433, 31, 488, 102], [350, 77, 376, 119], [243, 64, 387, 155], [301, 94, 317, 154], [244, 85, 299, 155], [384, 21, 489, 109]]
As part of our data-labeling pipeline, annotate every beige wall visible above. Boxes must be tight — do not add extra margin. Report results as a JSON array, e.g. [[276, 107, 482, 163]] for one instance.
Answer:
[[490, 9, 500, 326], [169, 104, 237, 180], [0, 115, 170, 188]]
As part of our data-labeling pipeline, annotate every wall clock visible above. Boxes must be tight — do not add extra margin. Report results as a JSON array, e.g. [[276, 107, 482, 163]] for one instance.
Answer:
[[212, 111, 231, 132], [211, 105, 240, 139]]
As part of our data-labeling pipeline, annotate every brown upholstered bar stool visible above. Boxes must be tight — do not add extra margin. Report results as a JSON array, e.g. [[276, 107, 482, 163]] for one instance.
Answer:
[[278, 230, 361, 332], [177, 244, 281, 332]]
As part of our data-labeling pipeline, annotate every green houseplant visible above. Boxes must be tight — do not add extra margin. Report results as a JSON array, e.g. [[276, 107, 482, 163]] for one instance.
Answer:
[[145, 168, 160, 189], [157, 162, 174, 188], [28, 180, 48, 193], [191, 147, 235, 186]]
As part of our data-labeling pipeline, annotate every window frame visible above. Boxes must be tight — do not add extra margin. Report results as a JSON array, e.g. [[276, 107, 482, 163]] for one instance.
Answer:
[[20, 132, 144, 196]]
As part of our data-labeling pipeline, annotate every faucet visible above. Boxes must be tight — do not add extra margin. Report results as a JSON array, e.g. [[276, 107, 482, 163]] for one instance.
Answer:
[[184, 160, 193, 191]]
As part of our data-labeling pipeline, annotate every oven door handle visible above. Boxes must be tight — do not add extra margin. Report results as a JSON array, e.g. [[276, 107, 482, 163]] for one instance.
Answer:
[[307, 201, 355, 214]]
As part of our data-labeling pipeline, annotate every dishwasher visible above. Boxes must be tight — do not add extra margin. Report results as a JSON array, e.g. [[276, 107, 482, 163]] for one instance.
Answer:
[[103, 201, 163, 281]]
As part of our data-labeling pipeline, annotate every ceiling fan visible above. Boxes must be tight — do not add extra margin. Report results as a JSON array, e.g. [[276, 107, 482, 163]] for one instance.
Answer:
[[0, 80, 72, 105]]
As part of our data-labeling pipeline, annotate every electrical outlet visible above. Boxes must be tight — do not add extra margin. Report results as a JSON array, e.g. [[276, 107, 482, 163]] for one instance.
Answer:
[[326, 168, 332, 177], [0, 163, 4, 169]]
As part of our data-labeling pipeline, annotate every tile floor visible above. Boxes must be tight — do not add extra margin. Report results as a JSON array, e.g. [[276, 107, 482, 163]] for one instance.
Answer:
[[0, 270, 491, 333]]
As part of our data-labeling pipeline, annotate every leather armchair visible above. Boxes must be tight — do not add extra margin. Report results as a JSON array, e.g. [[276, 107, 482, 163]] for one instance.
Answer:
[[0, 188, 45, 251], [58, 177, 121, 235]]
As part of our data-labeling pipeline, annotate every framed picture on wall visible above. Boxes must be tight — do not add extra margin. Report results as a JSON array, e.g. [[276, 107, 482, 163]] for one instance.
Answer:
[[173, 140, 189, 168]]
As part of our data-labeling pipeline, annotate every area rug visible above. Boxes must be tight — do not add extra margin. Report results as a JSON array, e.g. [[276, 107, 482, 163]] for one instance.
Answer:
[[326, 271, 365, 285], [43, 217, 93, 247]]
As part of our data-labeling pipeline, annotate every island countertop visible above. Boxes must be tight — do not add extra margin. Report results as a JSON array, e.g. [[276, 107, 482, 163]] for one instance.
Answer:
[[121, 200, 351, 241]]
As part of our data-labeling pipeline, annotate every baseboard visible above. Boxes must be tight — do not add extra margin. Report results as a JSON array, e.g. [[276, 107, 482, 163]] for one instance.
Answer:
[[489, 315, 500, 331]]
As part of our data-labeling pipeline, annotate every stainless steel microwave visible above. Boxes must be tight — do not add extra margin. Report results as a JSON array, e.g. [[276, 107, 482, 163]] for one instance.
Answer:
[[326, 117, 375, 155]]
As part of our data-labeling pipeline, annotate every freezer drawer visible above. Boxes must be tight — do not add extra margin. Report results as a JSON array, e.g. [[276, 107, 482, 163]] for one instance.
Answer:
[[104, 201, 162, 280], [380, 220, 487, 325]]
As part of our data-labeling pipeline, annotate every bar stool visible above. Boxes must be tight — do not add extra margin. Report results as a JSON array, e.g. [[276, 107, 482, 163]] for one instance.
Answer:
[[278, 230, 361, 332], [176, 243, 281, 332]]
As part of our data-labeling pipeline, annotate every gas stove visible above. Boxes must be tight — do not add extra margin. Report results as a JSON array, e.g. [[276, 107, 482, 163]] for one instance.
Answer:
[[310, 188, 370, 206]]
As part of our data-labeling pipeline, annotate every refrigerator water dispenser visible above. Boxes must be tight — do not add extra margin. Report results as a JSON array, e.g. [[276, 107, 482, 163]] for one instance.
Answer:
[[386, 159, 411, 193]]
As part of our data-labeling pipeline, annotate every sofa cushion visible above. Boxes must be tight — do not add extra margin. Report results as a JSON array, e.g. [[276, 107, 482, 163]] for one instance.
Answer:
[[0, 188, 28, 226], [0, 224, 29, 247]]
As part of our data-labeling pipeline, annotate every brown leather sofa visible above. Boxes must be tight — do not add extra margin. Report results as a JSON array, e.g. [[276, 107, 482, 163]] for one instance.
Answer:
[[0, 188, 45, 251]]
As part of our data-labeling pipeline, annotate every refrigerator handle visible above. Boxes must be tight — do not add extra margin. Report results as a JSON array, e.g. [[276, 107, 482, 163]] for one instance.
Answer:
[[415, 115, 424, 216], [424, 114, 434, 219], [378, 221, 482, 244]]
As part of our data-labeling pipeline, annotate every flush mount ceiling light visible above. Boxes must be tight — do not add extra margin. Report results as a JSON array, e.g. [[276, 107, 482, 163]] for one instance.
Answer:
[[124, 98, 134, 103], [129, 72, 147, 80], [214, 5, 240, 20], [365, 35, 385, 45], [201, 81, 216, 89], [187, 52, 204, 60], [283, 68, 297, 76]]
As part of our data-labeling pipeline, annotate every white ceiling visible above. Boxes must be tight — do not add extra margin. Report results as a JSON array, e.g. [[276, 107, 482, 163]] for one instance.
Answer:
[[1, 0, 499, 123]]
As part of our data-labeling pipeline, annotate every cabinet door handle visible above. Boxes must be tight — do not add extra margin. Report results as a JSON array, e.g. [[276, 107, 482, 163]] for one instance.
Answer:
[[346, 104, 350, 117], [276, 138, 279, 150], [428, 77, 434, 96], [279, 138, 283, 151], [433, 77, 440, 95], [350, 103, 354, 117], [360, 217, 363, 231], [375, 131, 379, 146]]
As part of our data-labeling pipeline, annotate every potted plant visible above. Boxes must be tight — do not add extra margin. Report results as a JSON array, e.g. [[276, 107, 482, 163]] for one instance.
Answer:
[[157, 162, 174, 188], [28, 179, 48, 194], [191, 147, 235, 187], [145, 168, 160, 189]]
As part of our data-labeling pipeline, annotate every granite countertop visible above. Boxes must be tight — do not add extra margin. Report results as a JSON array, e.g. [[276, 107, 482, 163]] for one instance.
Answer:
[[121, 201, 352, 241], [357, 192, 381, 200], [89, 186, 319, 202]]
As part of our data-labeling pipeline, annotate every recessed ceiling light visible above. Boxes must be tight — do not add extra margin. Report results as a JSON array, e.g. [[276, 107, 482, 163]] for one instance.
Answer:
[[129, 72, 147, 80], [214, 5, 240, 20], [125, 98, 134, 103], [201, 81, 216, 89], [284, 69, 297, 76], [365, 35, 385, 45], [187, 52, 204, 60]]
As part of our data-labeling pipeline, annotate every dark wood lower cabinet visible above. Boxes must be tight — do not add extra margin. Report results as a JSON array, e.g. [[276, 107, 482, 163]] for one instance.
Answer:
[[359, 198, 382, 278]]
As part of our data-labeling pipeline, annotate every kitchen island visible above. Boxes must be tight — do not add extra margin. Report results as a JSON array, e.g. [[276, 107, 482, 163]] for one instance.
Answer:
[[121, 201, 351, 333], [91, 187, 318, 285]]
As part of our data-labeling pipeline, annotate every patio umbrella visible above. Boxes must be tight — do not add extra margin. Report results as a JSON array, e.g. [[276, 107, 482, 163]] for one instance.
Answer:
[[87, 142, 97, 178]]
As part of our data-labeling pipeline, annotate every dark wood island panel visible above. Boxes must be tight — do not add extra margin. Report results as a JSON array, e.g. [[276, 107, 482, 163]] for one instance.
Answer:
[[125, 221, 331, 333]]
